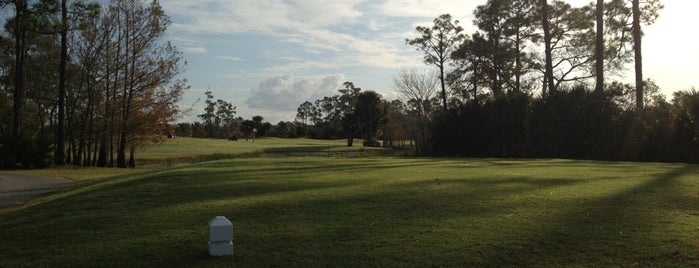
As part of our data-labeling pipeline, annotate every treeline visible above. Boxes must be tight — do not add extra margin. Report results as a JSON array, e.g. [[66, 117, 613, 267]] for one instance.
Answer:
[[293, 81, 427, 151], [174, 90, 298, 139], [396, 0, 699, 163], [0, 0, 186, 168], [289, 0, 698, 163], [179, 85, 401, 144], [431, 87, 699, 163]]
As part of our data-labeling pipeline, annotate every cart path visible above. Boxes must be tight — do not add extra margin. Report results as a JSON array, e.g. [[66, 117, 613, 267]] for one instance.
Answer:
[[0, 173, 73, 207]]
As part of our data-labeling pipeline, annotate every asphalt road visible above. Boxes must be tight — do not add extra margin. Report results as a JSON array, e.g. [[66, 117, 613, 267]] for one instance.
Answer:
[[0, 173, 73, 207]]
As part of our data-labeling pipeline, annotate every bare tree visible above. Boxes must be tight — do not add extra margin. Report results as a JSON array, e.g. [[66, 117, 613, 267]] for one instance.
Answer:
[[393, 68, 438, 155]]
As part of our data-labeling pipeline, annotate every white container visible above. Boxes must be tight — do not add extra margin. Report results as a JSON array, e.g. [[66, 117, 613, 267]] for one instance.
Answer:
[[208, 216, 233, 256]]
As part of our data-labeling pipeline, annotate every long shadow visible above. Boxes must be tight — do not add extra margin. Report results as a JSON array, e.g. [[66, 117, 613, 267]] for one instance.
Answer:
[[2, 159, 697, 267], [476, 165, 699, 267], [0, 158, 589, 267]]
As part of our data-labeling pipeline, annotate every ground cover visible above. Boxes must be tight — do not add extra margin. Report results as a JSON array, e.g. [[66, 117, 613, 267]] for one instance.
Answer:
[[2, 137, 382, 181], [0, 139, 697, 267]]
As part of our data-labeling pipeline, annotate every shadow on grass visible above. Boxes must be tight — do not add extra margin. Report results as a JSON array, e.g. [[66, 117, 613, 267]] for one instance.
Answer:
[[1, 159, 698, 267], [475, 165, 699, 267]]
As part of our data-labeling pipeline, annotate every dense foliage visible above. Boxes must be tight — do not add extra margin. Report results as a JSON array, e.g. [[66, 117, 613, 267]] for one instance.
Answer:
[[0, 0, 186, 168], [430, 87, 699, 163]]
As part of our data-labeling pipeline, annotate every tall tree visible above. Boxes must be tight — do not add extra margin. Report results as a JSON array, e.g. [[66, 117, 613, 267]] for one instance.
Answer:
[[507, 0, 539, 93], [474, 0, 512, 96], [338, 81, 361, 146], [600, 0, 662, 109], [539, 0, 555, 95], [630, 0, 662, 110], [407, 14, 464, 110], [198, 90, 216, 137], [216, 98, 237, 137], [7, 0, 29, 166], [451, 32, 489, 101], [594, 0, 604, 93], [632, 0, 642, 110], [54, 0, 67, 165], [470, 0, 539, 96], [113, 0, 184, 168]]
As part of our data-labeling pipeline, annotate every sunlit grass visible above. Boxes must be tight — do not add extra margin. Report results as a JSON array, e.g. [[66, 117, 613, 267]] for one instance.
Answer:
[[1, 153, 697, 267], [3, 137, 393, 181]]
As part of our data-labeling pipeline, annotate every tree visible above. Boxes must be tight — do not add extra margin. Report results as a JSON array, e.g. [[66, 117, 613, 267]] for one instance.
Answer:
[[471, 0, 538, 96], [474, 1, 511, 96], [216, 98, 237, 137], [451, 32, 489, 101], [54, 0, 67, 165], [196, 90, 237, 138], [239, 119, 255, 141], [5, 0, 30, 166], [252, 115, 263, 138], [406, 14, 464, 110], [198, 90, 216, 137], [112, 0, 185, 168], [0, 0, 184, 168], [380, 100, 410, 149], [507, 0, 539, 93], [631, 0, 662, 110], [339, 81, 361, 146], [461, 0, 540, 97], [393, 68, 438, 154], [296, 100, 317, 126], [537, 0, 661, 94], [539, 0, 555, 95], [594, 0, 604, 93], [354, 90, 387, 147], [632, 0, 642, 110]]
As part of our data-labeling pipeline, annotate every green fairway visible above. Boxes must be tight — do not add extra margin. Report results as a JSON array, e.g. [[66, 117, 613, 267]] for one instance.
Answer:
[[1, 140, 698, 267]]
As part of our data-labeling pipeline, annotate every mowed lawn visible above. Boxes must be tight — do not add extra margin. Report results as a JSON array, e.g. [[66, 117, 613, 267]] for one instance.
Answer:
[[1, 139, 698, 267]]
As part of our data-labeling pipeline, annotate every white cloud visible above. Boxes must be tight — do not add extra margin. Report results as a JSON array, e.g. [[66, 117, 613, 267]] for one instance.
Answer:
[[214, 56, 243, 61], [376, 0, 474, 19], [181, 46, 207, 54], [169, 36, 208, 54], [245, 74, 345, 111], [160, 0, 427, 70]]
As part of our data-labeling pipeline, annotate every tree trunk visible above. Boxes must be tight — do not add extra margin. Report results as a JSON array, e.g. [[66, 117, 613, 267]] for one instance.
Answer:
[[439, 63, 447, 111], [97, 139, 107, 167], [632, 0, 644, 110], [11, 0, 27, 166], [128, 145, 136, 168], [346, 130, 354, 147], [594, 0, 605, 93], [515, 30, 521, 93], [116, 127, 127, 168], [540, 0, 555, 95], [55, 0, 67, 166]]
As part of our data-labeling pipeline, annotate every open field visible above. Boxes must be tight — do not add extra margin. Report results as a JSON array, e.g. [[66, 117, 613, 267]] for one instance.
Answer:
[[3, 137, 391, 181], [1, 138, 698, 267]]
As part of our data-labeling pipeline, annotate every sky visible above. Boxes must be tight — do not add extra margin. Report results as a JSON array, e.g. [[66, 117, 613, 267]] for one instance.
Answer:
[[159, 0, 699, 123]]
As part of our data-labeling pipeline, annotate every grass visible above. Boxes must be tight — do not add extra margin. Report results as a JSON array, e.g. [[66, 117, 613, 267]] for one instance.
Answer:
[[1, 139, 698, 266], [2, 137, 393, 181]]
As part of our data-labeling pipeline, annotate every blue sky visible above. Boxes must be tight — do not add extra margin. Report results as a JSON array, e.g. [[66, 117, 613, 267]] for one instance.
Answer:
[[160, 0, 699, 123]]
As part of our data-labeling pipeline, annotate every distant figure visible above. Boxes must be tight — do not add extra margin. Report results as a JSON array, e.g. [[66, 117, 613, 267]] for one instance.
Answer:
[[167, 133, 176, 139], [228, 135, 238, 141]]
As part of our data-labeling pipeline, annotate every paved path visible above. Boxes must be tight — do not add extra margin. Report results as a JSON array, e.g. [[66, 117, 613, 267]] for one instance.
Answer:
[[0, 173, 73, 207]]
